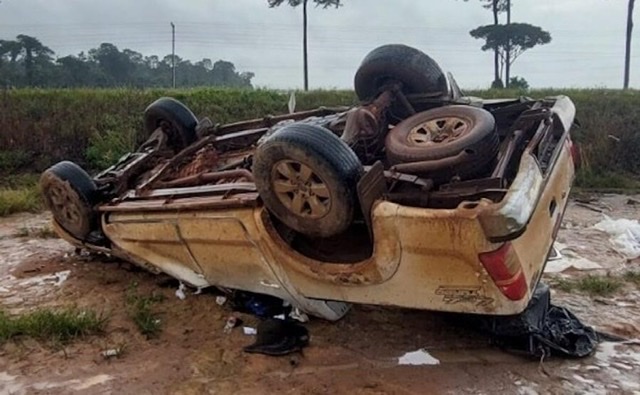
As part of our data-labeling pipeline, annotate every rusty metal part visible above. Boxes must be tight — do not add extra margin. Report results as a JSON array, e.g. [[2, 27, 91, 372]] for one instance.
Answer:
[[173, 145, 220, 179], [130, 182, 257, 200], [100, 192, 259, 212], [341, 90, 394, 164], [391, 150, 470, 174], [94, 128, 171, 195], [156, 169, 254, 189], [203, 107, 348, 137], [271, 160, 331, 219], [357, 161, 387, 233], [138, 128, 266, 193], [392, 86, 416, 116], [492, 129, 524, 180]]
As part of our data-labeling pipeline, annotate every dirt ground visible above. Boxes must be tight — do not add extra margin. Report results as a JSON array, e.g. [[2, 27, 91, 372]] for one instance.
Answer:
[[0, 194, 639, 395]]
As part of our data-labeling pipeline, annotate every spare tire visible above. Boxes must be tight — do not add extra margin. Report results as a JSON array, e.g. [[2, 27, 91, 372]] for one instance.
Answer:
[[40, 161, 100, 240], [386, 106, 499, 179], [253, 124, 363, 238], [143, 97, 198, 151], [354, 44, 448, 102]]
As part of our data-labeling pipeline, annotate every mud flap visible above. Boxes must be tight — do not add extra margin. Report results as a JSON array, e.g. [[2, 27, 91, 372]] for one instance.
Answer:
[[475, 282, 599, 358]]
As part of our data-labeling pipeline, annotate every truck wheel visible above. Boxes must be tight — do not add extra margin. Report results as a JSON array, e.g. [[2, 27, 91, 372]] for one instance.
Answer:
[[354, 44, 448, 102], [40, 161, 100, 240], [386, 106, 499, 180], [254, 124, 363, 238], [386, 105, 498, 163], [143, 97, 198, 151]]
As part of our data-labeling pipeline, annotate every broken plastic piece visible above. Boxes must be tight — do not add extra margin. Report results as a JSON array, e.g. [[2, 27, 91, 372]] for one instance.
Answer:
[[289, 308, 310, 323], [243, 327, 257, 336], [175, 282, 186, 300], [215, 296, 227, 306], [594, 216, 640, 259]]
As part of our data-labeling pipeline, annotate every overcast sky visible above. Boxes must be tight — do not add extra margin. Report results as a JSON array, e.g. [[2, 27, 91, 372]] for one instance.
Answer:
[[0, 0, 637, 90]]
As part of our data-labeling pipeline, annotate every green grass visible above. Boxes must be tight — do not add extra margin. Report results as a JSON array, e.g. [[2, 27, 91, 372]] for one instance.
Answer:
[[0, 308, 107, 344], [552, 275, 624, 297], [0, 186, 42, 217], [125, 283, 165, 339], [0, 88, 638, 188]]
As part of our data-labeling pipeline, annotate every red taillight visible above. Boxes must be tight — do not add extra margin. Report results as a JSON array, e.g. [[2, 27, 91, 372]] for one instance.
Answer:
[[478, 243, 528, 301], [568, 138, 581, 170]]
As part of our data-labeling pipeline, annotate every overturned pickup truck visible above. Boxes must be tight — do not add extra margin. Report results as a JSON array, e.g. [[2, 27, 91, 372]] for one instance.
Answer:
[[41, 44, 578, 321]]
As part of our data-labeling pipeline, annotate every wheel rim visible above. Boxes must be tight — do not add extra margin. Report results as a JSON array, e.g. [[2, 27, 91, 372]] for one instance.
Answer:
[[408, 116, 472, 146], [47, 183, 85, 231], [271, 160, 331, 219]]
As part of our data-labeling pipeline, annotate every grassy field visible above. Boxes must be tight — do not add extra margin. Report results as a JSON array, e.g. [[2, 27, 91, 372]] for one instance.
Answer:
[[0, 88, 638, 213]]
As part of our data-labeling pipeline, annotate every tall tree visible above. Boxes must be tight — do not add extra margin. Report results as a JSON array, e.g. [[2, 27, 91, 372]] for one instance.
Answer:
[[470, 23, 551, 85], [460, 0, 508, 87], [16, 35, 53, 85], [624, 0, 636, 89], [267, 0, 341, 91]]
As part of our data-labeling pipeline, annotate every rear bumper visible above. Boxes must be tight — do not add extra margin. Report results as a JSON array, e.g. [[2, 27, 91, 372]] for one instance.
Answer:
[[478, 96, 576, 242]]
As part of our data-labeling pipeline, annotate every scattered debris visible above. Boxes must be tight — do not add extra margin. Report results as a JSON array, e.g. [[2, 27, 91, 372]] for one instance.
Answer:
[[243, 319, 309, 357], [175, 283, 186, 300], [215, 296, 227, 306], [289, 308, 310, 323], [545, 243, 602, 273], [398, 349, 440, 366], [101, 345, 126, 359], [594, 216, 640, 260], [223, 316, 242, 334], [462, 283, 599, 358], [575, 202, 605, 213], [243, 327, 257, 336], [627, 199, 640, 206], [229, 292, 289, 318]]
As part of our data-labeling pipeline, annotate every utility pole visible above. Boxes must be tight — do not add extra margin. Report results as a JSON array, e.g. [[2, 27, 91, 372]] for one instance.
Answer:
[[624, 0, 635, 90], [171, 22, 176, 89], [302, 0, 309, 91]]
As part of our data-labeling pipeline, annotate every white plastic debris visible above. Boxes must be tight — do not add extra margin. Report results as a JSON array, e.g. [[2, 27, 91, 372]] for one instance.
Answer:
[[288, 91, 296, 114], [545, 243, 603, 273], [175, 283, 186, 300], [194, 287, 204, 295], [54, 270, 71, 286], [398, 349, 440, 366], [273, 314, 286, 320], [215, 296, 227, 306], [243, 327, 257, 336], [289, 308, 310, 323], [594, 216, 640, 259]]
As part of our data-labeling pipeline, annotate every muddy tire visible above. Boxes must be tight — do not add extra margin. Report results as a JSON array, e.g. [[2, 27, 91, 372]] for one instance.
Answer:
[[40, 161, 99, 240], [143, 97, 198, 151], [253, 124, 363, 238], [386, 106, 499, 180], [354, 44, 448, 102]]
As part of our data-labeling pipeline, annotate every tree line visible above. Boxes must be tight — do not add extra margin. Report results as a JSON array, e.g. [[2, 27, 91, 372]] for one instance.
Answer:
[[0, 35, 255, 89]]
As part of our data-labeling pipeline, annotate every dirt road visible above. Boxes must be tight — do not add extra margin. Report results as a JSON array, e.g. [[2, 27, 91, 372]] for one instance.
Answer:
[[0, 195, 639, 394]]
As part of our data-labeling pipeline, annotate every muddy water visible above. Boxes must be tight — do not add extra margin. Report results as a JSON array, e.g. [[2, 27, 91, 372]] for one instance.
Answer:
[[0, 196, 638, 394]]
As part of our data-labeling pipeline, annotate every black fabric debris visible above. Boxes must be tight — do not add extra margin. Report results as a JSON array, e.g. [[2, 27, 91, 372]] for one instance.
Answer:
[[472, 282, 599, 358], [243, 319, 310, 356], [228, 291, 290, 318]]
